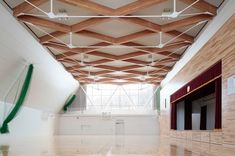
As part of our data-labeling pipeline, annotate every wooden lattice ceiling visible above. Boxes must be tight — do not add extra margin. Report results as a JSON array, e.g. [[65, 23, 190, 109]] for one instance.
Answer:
[[10, 0, 220, 85]]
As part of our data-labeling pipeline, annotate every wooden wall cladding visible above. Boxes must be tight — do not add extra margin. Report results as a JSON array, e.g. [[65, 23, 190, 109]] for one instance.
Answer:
[[160, 14, 235, 146]]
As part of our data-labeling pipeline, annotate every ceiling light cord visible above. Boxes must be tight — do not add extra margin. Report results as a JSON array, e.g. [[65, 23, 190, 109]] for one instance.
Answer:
[[68, 32, 74, 48], [24, 0, 48, 15], [179, 0, 200, 15], [50, 0, 53, 14], [173, 0, 177, 13]]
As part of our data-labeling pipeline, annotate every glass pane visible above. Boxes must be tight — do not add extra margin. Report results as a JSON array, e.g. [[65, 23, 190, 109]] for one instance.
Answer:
[[86, 84, 154, 112]]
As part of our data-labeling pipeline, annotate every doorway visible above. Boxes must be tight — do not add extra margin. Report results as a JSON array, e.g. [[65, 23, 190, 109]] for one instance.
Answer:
[[200, 106, 207, 130]]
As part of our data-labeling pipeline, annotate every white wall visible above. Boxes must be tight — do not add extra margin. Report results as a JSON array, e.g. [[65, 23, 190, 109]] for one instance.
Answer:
[[0, 102, 55, 141], [55, 114, 159, 135], [0, 3, 79, 112], [0, 3, 79, 139]]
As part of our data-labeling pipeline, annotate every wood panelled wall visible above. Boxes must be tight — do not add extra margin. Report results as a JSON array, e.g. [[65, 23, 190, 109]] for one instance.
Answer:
[[160, 14, 235, 146]]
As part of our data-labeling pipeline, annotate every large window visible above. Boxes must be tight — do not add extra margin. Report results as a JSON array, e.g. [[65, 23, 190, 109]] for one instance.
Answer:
[[86, 84, 154, 112]]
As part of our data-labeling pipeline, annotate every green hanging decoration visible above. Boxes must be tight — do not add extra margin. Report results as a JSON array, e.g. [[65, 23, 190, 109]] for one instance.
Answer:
[[63, 94, 76, 112], [0, 64, 34, 134]]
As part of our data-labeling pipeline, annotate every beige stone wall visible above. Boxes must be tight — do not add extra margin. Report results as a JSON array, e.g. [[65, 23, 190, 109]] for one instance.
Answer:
[[160, 14, 235, 146]]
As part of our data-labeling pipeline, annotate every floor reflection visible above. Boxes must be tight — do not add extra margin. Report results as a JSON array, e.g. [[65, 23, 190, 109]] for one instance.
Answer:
[[0, 145, 9, 156], [0, 136, 235, 156]]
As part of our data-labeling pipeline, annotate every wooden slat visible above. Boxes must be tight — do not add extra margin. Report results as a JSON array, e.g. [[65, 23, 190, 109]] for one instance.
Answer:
[[167, 31, 194, 43], [85, 59, 113, 65], [124, 58, 177, 66], [59, 0, 114, 15], [124, 70, 146, 76], [88, 51, 118, 60], [71, 18, 111, 32], [123, 59, 149, 65], [120, 17, 194, 42], [13, 0, 48, 16], [117, 51, 147, 60], [53, 42, 111, 59], [78, 30, 115, 43], [18, 15, 71, 32], [123, 42, 188, 59], [120, 65, 142, 71], [95, 65, 119, 71], [114, 0, 166, 15], [43, 43, 74, 52], [179, 0, 217, 15], [72, 70, 114, 76], [115, 30, 156, 44], [157, 58, 178, 64], [119, 17, 161, 32], [152, 65, 171, 71], [94, 70, 114, 76], [162, 14, 213, 32], [40, 18, 111, 43], [39, 31, 66, 43], [50, 40, 183, 61]]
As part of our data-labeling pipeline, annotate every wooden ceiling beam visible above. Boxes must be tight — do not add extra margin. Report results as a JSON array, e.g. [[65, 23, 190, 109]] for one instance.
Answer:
[[119, 17, 161, 32], [95, 65, 119, 71], [124, 78, 161, 84], [87, 51, 118, 60], [43, 43, 75, 52], [61, 51, 152, 66], [62, 52, 176, 67], [119, 17, 194, 42], [69, 60, 171, 72], [94, 70, 114, 76], [71, 18, 111, 32], [179, 0, 217, 15], [123, 42, 188, 59], [162, 14, 213, 32], [40, 18, 111, 43], [39, 31, 67, 43], [71, 70, 114, 76], [86, 59, 113, 65], [78, 30, 115, 44], [18, 15, 71, 32], [123, 59, 149, 65], [114, 0, 167, 16], [72, 68, 167, 83], [157, 58, 178, 64], [117, 51, 147, 60], [48, 40, 184, 62], [13, 0, 48, 16], [59, 0, 115, 15], [123, 58, 177, 66], [120, 65, 143, 71], [50, 42, 111, 60], [44, 42, 98, 54], [124, 70, 147, 76], [84, 81, 160, 85], [115, 30, 156, 44], [77, 73, 164, 80], [60, 0, 166, 16]]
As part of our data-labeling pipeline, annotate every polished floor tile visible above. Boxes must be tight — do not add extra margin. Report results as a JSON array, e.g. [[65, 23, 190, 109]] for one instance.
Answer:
[[0, 135, 235, 156]]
